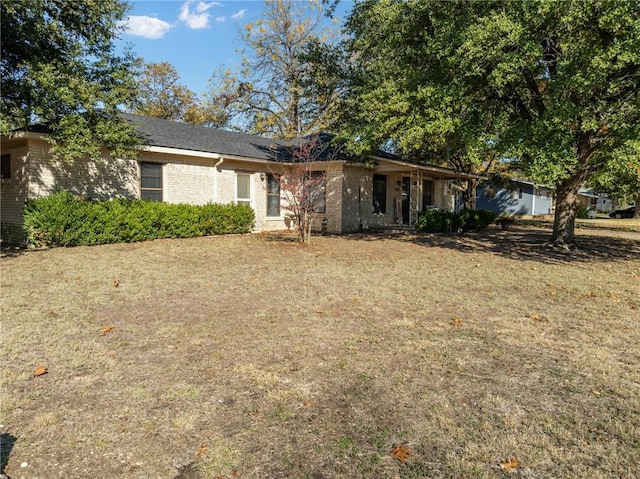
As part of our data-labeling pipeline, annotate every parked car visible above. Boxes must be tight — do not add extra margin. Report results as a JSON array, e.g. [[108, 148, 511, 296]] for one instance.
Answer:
[[608, 206, 636, 219]]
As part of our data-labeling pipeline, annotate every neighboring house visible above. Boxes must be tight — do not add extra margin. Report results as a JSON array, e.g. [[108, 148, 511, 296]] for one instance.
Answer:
[[1, 114, 481, 243], [595, 194, 614, 213], [576, 188, 598, 216], [476, 178, 553, 216]]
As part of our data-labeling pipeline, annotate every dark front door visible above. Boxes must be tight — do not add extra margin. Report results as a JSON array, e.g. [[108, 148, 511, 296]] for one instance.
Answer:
[[401, 177, 410, 225]]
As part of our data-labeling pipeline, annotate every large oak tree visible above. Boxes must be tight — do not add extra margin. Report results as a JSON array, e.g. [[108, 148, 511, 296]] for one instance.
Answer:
[[334, 0, 640, 245]]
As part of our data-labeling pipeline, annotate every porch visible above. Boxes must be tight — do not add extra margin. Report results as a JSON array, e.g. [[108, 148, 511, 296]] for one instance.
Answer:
[[360, 158, 482, 229]]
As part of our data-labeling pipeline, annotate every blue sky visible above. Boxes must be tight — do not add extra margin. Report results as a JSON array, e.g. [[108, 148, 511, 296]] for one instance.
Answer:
[[116, 1, 351, 97]]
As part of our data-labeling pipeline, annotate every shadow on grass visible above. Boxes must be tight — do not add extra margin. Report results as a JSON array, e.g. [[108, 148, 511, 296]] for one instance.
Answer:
[[0, 245, 28, 258], [1, 433, 16, 477], [341, 226, 640, 265]]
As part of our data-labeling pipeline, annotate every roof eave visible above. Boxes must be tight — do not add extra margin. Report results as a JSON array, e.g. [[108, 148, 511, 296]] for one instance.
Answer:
[[371, 156, 485, 180]]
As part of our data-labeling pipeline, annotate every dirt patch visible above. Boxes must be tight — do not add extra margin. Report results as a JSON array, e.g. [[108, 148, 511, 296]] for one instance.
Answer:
[[1, 227, 639, 478]]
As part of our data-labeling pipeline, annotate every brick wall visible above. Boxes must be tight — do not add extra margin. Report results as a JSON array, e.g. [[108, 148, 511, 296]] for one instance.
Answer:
[[164, 161, 216, 205], [1, 142, 30, 243], [29, 143, 138, 200], [1, 139, 139, 244], [341, 165, 365, 232]]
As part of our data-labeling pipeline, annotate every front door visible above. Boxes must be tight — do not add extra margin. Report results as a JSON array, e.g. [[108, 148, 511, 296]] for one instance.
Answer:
[[401, 177, 410, 225]]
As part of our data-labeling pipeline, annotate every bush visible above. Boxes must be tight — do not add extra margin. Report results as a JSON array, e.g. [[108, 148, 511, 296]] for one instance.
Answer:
[[23, 191, 255, 247], [414, 209, 496, 233], [459, 209, 497, 231], [576, 204, 590, 219], [414, 209, 463, 233]]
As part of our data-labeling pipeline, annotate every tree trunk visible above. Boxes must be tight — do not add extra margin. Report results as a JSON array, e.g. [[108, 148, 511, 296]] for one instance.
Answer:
[[635, 194, 640, 220], [465, 179, 478, 210], [552, 182, 580, 245], [551, 134, 595, 246], [299, 211, 313, 243]]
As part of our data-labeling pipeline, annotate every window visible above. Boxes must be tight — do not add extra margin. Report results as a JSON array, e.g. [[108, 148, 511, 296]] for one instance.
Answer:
[[140, 162, 162, 201], [537, 188, 548, 199], [1, 154, 10, 179], [372, 174, 387, 214], [519, 188, 523, 199], [422, 180, 433, 210], [266, 174, 280, 216], [236, 173, 251, 206], [308, 171, 326, 213]]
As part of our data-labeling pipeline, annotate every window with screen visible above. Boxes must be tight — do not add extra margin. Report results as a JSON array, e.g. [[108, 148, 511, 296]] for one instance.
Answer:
[[373, 174, 387, 214], [1, 154, 10, 179], [140, 162, 162, 201], [266, 174, 280, 216], [236, 173, 251, 206], [422, 180, 433, 210]]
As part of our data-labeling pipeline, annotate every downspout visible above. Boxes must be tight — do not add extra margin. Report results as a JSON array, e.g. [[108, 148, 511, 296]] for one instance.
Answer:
[[213, 156, 224, 204], [531, 185, 536, 216]]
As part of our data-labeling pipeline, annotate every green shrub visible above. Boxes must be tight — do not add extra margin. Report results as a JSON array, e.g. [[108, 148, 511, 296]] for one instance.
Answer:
[[576, 204, 590, 219], [414, 209, 496, 233], [23, 191, 255, 247], [459, 209, 497, 231], [414, 209, 462, 233]]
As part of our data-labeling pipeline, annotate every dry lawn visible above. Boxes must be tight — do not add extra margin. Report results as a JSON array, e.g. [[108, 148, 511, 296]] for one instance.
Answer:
[[1, 225, 639, 479]]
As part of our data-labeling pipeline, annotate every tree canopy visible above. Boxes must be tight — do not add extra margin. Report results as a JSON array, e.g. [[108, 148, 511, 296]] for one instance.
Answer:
[[132, 62, 201, 123], [202, 0, 340, 139], [332, 0, 640, 244], [1, 0, 140, 161]]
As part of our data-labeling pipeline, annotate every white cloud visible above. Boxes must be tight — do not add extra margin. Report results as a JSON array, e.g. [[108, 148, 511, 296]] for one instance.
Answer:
[[231, 9, 247, 20], [124, 15, 172, 39], [179, 0, 221, 29], [215, 16, 226, 23], [197, 2, 221, 13]]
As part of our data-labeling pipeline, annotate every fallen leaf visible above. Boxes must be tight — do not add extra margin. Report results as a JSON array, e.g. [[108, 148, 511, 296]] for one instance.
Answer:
[[583, 291, 597, 298], [391, 444, 411, 463], [34, 366, 48, 377], [529, 313, 539, 320], [451, 317, 463, 327], [608, 292, 620, 303], [499, 457, 518, 472], [302, 401, 314, 408], [113, 279, 120, 288], [101, 325, 115, 335], [195, 444, 208, 458], [592, 389, 601, 396]]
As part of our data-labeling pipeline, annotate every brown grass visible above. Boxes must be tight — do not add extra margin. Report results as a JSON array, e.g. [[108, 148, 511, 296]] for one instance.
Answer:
[[1, 225, 639, 478]]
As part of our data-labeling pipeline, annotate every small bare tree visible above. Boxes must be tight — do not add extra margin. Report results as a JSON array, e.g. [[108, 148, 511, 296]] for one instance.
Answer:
[[274, 135, 338, 243]]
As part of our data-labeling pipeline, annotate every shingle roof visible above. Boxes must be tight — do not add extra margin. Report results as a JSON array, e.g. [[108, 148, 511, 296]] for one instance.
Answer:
[[121, 114, 481, 178], [122, 113, 401, 163], [121, 113, 290, 161]]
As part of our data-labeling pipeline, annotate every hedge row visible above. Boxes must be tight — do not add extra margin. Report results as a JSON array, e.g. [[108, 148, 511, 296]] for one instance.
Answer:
[[24, 191, 255, 247], [415, 209, 496, 233]]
